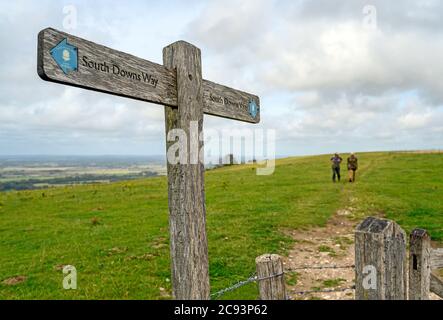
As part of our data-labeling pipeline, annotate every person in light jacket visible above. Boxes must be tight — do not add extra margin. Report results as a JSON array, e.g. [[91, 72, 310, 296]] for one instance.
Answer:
[[347, 153, 358, 183]]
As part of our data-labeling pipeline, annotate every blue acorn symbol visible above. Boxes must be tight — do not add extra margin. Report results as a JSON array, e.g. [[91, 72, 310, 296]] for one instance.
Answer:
[[248, 99, 258, 118], [50, 38, 78, 75]]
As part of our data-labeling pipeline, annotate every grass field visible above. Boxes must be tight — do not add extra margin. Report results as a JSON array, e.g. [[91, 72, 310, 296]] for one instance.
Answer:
[[0, 152, 442, 299]]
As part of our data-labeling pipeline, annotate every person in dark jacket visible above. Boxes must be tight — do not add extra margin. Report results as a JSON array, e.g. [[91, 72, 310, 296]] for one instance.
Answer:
[[330, 153, 343, 182], [347, 153, 358, 182]]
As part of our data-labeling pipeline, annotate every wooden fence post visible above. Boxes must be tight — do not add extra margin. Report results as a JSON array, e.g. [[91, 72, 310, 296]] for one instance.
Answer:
[[430, 248, 443, 269], [355, 217, 407, 300], [409, 229, 431, 300], [256, 254, 286, 300], [430, 272, 443, 298], [430, 247, 443, 298]]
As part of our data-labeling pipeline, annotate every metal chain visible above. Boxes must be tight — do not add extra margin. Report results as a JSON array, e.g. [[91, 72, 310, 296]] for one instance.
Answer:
[[210, 272, 284, 299], [211, 264, 355, 299], [211, 274, 257, 299]]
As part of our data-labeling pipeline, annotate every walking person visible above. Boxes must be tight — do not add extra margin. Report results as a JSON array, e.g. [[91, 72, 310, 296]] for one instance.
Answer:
[[347, 153, 358, 183], [330, 153, 343, 183]]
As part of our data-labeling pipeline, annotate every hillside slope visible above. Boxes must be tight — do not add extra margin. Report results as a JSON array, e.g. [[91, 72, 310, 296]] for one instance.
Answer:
[[0, 152, 442, 299]]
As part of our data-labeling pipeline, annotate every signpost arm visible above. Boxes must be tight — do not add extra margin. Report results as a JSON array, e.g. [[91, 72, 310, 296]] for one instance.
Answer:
[[163, 41, 210, 299]]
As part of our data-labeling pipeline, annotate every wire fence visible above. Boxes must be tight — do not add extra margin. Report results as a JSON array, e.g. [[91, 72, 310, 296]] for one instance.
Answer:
[[211, 272, 284, 299], [286, 264, 355, 272], [211, 264, 355, 300], [289, 285, 356, 297]]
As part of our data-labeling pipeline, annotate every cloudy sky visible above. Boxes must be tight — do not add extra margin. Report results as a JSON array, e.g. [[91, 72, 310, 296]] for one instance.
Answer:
[[1, 0, 442, 157]]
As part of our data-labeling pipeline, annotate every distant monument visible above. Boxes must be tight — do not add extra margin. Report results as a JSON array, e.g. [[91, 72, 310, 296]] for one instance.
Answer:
[[220, 154, 235, 166]]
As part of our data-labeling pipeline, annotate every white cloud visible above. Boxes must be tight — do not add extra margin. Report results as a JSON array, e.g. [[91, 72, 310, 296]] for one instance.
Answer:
[[399, 112, 432, 129], [185, 0, 443, 155], [0, 0, 442, 156]]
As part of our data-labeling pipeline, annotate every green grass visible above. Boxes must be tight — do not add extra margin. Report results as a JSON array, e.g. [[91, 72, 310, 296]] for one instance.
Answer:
[[285, 272, 299, 286], [318, 245, 337, 257], [321, 278, 346, 288], [0, 152, 442, 299]]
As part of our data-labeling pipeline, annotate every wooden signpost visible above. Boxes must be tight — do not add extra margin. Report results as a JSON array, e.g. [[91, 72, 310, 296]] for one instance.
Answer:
[[37, 28, 260, 300]]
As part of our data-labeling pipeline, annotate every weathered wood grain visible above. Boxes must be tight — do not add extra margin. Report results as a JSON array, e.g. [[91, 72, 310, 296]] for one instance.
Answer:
[[409, 229, 431, 300], [430, 272, 443, 298], [255, 254, 286, 300], [355, 217, 407, 300], [430, 248, 443, 269], [203, 80, 260, 123], [38, 28, 177, 106], [163, 41, 210, 300], [38, 28, 260, 123]]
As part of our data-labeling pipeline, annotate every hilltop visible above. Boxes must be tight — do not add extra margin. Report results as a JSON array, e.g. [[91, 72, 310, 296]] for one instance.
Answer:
[[0, 151, 442, 299]]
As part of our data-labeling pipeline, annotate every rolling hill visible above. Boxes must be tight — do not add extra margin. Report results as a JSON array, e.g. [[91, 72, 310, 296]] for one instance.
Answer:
[[0, 151, 442, 299]]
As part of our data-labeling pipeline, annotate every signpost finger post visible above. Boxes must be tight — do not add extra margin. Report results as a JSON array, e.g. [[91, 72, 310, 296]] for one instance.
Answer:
[[38, 28, 260, 300]]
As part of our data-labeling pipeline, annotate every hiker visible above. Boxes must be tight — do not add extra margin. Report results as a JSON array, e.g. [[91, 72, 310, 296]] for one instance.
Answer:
[[347, 153, 358, 182], [330, 153, 343, 182]]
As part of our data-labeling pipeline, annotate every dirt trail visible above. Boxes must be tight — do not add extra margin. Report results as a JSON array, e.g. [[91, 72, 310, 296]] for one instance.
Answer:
[[284, 210, 442, 300], [283, 209, 356, 300]]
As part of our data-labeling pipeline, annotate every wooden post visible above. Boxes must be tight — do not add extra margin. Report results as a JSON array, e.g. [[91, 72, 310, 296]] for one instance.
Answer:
[[163, 41, 210, 300], [430, 272, 443, 298], [430, 247, 443, 298], [430, 248, 443, 269], [355, 217, 407, 300], [409, 229, 431, 300], [255, 254, 286, 300]]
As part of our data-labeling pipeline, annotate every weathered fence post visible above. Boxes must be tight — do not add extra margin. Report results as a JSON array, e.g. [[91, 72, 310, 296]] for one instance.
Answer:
[[409, 229, 431, 300], [355, 217, 407, 300], [430, 272, 443, 298], [430, 247, 443, 298], [430, 248, 443, 269], [255, 254, 286, 300]]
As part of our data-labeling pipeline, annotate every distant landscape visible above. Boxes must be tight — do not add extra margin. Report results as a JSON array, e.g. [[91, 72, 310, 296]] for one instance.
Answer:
[[0, 155, 167, 191], [0, 154, 261, 192]]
